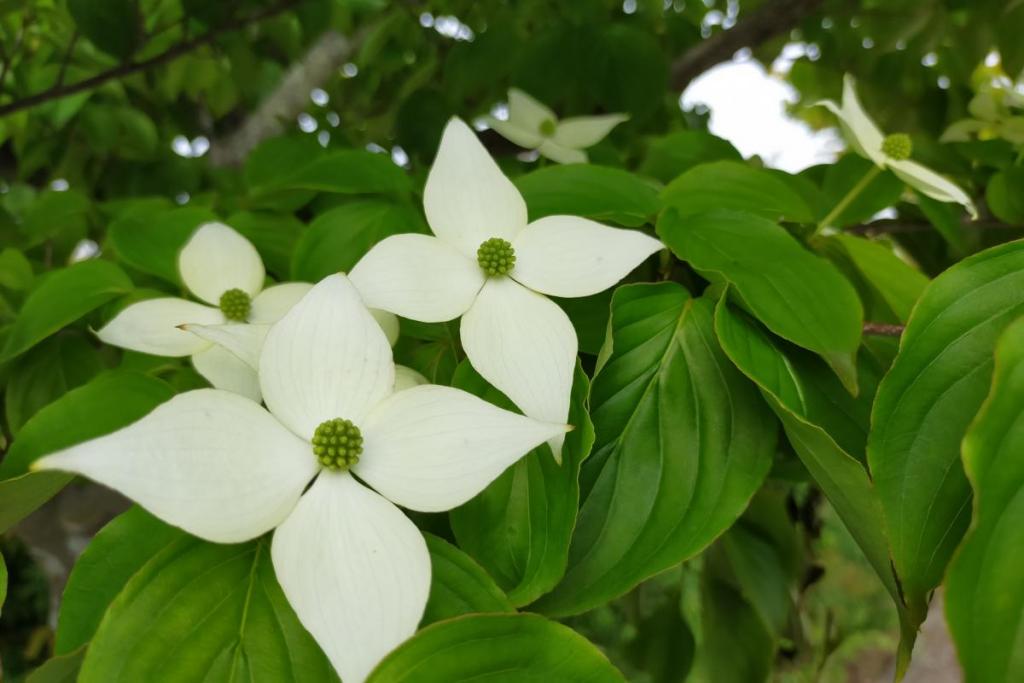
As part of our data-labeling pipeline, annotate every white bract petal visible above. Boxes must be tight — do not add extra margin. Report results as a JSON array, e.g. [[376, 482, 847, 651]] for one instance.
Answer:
[[423, 118, 528, 256], [349, 234, 483, 323], [372, 308, 401, 347], [33, 389, 315, 543], [271, 472, 430, 683], [537, 139, 588, 165], [178, 222, 265, 304], [486, 117, 543, 150], [888, 159, 979, 219], [185, 322, 269, 369], [191, 344, 262, 402], [358, 385, 568, 512], [837, 74, 886, 165], [460, 277, 577, 459], [260, 274, 394, 439], [393, 365, 428, 392], [512, 216, 663, 298], [553, 114, 629, 149], [96, 298, 223, 356], [507, 88, 557, 133], [249, 282, 313, 323]]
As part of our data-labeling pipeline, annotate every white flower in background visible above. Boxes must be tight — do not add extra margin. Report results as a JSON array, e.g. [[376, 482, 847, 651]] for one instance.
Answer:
[[35, 274, 567, 683], [97, 221, 399, 401], [485, 88, 628, 164], [350, 118, 663, 460], [816, 75, 978, 218]]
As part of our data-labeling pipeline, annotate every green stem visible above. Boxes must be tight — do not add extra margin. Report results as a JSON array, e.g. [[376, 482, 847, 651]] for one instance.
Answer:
[[815, 165, 882, 235]]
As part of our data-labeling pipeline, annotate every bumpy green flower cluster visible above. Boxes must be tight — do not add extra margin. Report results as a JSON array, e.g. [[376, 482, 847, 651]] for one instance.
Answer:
[[881, 133, 913, 161], [312, 418, 363, 470], [477, 237, 516, 276], [218, 288, 251, 321]]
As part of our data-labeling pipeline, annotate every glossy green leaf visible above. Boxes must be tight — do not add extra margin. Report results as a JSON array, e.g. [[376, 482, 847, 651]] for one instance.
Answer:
[[946, 317, 1024, 683], [80, 537, 336, 682], [820, 155, 903, 227], [514, 165, 660, 227], [823, 233, 929, 323], [868, 239, 1024, 616], [367, 613, 625, 682], [421, 534, 513, 625], [0, 260, 133, 362], [640, 130, 741, 183], [227, 211, 305, 279], [623, 589, 694, 683], [661, 161, 815, 223], [0, 471, 73, 534], [108, 207, 217, 285], [0, 247, 33, 290], [0, 549, 6, 616], [291, 201, 426, 282], [659, 209, 863, 391], [986, 168, 1024, 224], [67, 0, 140, 59], [535, 284, 775, 616], [26, 647, 86, 683], [698, 578, 774, 683], [56, 506, 186, 655], [263, 150, 411, 197], [450, 362, 594, 606]]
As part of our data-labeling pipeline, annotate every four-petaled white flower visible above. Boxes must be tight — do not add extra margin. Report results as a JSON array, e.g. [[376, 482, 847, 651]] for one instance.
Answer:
[[35, 274, 567, 683], [816, 74, 978, 218], [485, 88, 628, 164], [97, 221, 398, 401], [350, 117, 663, 460]]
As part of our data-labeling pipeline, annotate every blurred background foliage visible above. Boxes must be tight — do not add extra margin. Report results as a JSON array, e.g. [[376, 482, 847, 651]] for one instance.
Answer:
[[1, 0, 1023, 680]]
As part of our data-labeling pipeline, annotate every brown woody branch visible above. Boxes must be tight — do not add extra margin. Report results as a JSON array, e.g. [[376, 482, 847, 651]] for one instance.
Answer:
[[0, 0, 298, 119], [848, 219, 1023, 235], [863, 322, 904, 337]]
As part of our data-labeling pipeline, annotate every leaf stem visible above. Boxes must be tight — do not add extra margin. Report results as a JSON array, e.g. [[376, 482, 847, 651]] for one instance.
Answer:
[[815, 165, 881, 235]]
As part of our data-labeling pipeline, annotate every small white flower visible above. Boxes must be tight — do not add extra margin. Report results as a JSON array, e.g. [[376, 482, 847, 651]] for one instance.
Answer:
[[350, 118, 663, 460], [35, 274, 567, 683], [97, 221, 398, 400], [816, 75, 977, 218], [485, 89, 629, 164]]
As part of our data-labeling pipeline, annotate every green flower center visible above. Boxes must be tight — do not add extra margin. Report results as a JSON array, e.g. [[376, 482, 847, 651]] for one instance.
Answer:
[[539, 118, 557, 137], [312, 418, 363, 471], [881, 133, 913, 161], [219, 288, 251, 322], [477, 237, 516, 276]]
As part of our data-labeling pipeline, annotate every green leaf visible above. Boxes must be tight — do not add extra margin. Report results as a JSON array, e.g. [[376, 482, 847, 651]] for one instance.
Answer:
[[0, 246, 34, 290], [946, 316, 1024, 683], [868, 239, 1024, 616], [823, 233, 929, 323], [0, 471, 73, 534], [819, 155, 904, 228], [367, 613, 625, 682], [21, 189, 91, 247], [916, 192, 969, 255], [658, 209, 863, 392], [226, 211, 304, 279], [108, 207, 217, 286], [450, 362, 594, 606], [640, 130, 741, 183], [986, 167, 1024, 224], [0, 548, 6, 616], [79, 537, 336, 682], [661, 161, 815, 223], [26, 647, 87, 683], [291, 201, 426, 282], [513, 165, 660, 227], [623, 589, 694, 683], [263, 150, 411, 197], [0, 260, 133, 363], [698, 577, 774, 683], [421, 534, 513, 626], [534, 284, 775, 616], [56, 507, 186, 655], [67, 0, 140, 59]]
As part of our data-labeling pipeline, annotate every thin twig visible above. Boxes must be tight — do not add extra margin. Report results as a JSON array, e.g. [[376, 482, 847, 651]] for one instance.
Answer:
[[55, 30, 79, 88], [863, 322, 904, 337], [0, 0, 298, 118], [848, 219, 1023, 235]]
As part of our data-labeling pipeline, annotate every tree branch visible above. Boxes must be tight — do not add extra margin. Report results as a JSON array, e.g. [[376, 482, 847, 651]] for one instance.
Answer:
[[848, 218, 1023, 235], [863, 322, 904, 337], [670, 0, 825, 91], [0, 0, 298, 119]]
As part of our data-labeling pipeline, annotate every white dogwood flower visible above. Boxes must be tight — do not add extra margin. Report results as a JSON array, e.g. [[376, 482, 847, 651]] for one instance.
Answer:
[[34, 274, 566, 683], [816, 75, 977, 218], [97, 221, 398, 401], [350, 118, 663, 459], [485, 88, 628, 164]]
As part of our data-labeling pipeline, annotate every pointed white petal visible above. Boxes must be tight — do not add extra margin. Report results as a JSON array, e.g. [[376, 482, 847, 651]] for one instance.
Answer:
[[185, 322, 269, 369], [96, 298, 223, 357], [34, 389, 315, 544], [553, 113, 629, 149], [537, 139, 588, 164], [507, 88, 557, 131], [357, 385, 568, 512], [191, 345, 262, 402], [271, 473, 430, 683], [178, 222, 265, 304], [372, 309, 401, 347], [250, 282, 312, 323], [838, 75, 886, 164], [888, 159, 979, 219], [460, 277, 576, 455], [423, 118, 528, 256], [260, 274, 394, 439], [485, 117, 543, 150], [393, 365, 428, 392], [349, 234, 483, 323], [512, 216, 663, 298]]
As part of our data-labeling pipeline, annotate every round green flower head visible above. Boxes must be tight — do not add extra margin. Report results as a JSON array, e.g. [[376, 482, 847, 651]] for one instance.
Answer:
[[219, 288, 251, 322], [539, 118, 557, 137], [312, 418, 363, 470], [477, 237, 516, 276], [881, 133, 912, 161]]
